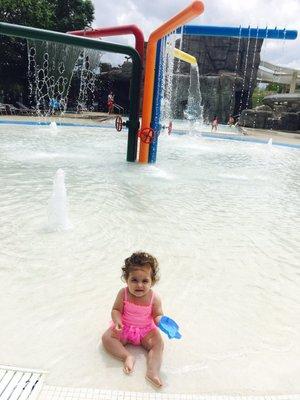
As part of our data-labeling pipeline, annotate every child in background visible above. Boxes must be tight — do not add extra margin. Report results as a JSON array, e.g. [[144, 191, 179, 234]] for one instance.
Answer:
[[107, 91, 115, 114], [102, 252, 164, 388], [211, 115, 218, 131], [227, 114, 235, 127]]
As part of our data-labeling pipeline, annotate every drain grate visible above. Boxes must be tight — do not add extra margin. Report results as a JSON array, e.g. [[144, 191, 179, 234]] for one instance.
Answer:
[[0, 365, 46, 400]]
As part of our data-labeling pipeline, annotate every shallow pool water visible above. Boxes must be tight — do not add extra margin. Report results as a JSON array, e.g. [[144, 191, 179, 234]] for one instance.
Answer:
[[0, 124, 299, 395]]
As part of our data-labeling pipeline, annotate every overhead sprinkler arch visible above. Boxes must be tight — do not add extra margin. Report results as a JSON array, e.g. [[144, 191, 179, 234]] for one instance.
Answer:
[[68, 25, 145, 133], [68, 25, 145, 60], [0, 22, 142, 162], [138, 0, 205, 163], [177, 25, 297, 39]]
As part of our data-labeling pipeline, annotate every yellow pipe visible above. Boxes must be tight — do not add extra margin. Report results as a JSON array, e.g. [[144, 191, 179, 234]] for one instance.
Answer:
[[173, 47, 197, 65], [138, 1, 204, 163]]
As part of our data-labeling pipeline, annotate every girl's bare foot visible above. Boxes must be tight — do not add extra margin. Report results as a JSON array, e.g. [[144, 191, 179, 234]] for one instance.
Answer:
[[123, 355, 135, 374], [145, 374, 163, 388]]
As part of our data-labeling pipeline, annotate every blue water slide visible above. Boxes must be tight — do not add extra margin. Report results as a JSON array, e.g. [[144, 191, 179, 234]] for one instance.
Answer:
[[177, 25, 297, 40]]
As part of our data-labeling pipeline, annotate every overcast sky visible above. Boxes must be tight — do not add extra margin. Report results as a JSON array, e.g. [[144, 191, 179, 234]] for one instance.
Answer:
[[92, 0, 300, 70]]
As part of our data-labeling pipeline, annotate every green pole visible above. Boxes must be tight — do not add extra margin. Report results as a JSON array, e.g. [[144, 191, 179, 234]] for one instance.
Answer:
[[0, 22, 141, 162]]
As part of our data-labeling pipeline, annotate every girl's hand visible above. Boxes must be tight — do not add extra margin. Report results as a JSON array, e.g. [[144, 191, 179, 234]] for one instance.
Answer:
[[114, 321, 123, 331]]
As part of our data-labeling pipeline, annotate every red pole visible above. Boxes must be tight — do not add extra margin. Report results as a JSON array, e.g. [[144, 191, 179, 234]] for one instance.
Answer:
[[68, 25, 144, 60]]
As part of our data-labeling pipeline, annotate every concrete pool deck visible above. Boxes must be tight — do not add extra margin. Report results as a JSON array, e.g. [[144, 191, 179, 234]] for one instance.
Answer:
[[0, 113, 112, 126], [0, 112, 300, 145], [0, 114, 299, 147], [242, 127, 300, 146]]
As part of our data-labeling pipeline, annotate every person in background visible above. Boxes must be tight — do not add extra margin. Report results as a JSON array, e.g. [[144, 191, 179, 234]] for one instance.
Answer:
[[49, 98, 60, 115], [211, 115, 218, 132], [107, 91, 115, 114], [227, 114, 235, 127]]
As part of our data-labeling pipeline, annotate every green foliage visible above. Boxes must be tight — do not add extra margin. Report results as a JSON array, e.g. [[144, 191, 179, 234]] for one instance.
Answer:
[[53, 0, 94, 32], [0, 0, 94, 33], [252, 87, 267, 108], [0, 0, 54, 28], [252, 82, 289, 108], [266, 82, 285, 93]]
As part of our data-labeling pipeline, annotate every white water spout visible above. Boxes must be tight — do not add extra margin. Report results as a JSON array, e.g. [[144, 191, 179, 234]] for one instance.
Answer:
[[50, 121, 58, 130], [267, 138, 273, 146], [184, 64, 203, 134], [47, 169, 72, 231]]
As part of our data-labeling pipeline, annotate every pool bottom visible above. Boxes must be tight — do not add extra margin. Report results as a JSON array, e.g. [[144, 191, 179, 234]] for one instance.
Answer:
[[1, 125, 299, 395]]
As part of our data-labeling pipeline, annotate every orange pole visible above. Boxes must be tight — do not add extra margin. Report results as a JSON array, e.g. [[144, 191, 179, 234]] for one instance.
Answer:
[[138, 1, 204, 163]]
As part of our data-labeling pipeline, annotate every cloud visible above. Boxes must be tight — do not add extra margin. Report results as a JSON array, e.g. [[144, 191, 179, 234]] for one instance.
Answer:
[[92, 0, 300, 69]]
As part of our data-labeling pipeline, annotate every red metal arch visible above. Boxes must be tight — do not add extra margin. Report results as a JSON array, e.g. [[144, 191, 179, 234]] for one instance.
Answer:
[[68, 25, 144, 60]]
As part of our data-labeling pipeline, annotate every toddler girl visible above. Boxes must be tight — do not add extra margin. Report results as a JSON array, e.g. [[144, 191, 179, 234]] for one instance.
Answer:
[[102, 252, 164, 388]]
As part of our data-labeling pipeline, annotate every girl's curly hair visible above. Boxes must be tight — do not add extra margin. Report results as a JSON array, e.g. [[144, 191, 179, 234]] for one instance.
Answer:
[[122, 251, 159, 284]]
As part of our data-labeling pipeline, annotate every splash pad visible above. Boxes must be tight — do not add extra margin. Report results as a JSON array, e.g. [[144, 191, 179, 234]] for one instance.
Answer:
[[0, 123, 299, 395], [0, 1, 299, 398]]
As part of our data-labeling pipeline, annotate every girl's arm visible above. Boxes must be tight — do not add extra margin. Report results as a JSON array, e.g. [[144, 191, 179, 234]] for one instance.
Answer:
[[152, 294, 164, 325], [111, 288, 124, 331]]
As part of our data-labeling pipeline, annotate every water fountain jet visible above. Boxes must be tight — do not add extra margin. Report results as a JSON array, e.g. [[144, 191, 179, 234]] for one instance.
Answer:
[[47, 169, 72, 231]]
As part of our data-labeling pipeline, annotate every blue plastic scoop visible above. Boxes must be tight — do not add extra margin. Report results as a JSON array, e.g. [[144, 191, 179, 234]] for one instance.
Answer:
[[158, 316, 182, 339]]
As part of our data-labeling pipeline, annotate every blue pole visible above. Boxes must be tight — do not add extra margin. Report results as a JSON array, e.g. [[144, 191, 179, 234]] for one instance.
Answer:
[[177, 25, 297, 40], [149, 39, 164, 163]]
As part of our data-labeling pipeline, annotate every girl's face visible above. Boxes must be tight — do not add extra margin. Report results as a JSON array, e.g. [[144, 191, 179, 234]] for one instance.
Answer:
[[126, 266, 152, 298]]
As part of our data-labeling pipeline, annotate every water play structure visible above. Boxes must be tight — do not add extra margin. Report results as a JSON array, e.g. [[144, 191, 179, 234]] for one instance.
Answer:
[[69, 6, 298, 164], [0, 22, 142, 162], [138, 1, 204, 162], [0, 1, 298, 163], [69, 1, 205, 163], [147, 27, 297, 162]]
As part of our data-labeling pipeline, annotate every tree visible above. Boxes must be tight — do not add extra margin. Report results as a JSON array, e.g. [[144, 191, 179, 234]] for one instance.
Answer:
[[52, 0, 94, 32], [266, 82, 287, 94], [252, 87, 267, 108], [0, 0, 54, 28], [0, 0, 94, 104], [0, 0, 94, 31]]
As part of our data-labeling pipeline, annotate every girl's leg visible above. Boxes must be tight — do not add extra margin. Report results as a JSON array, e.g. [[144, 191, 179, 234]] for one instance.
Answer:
[[141, 329, 164, 388], [102, 329, 135, 373]]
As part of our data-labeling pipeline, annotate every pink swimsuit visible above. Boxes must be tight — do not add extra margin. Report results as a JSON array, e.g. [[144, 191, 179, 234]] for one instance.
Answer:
[[112, 288, 157, 345]]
